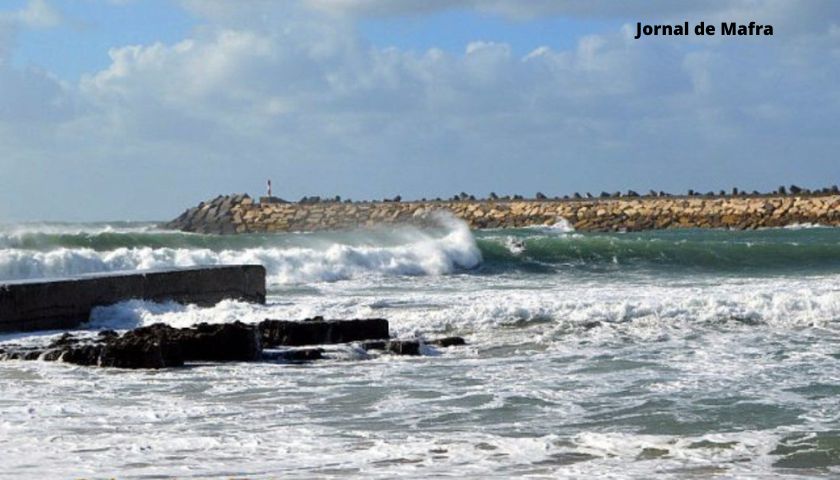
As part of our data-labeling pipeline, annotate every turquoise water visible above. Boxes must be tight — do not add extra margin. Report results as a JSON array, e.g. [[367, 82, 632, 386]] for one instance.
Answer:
[[0, 220, 839, 478]]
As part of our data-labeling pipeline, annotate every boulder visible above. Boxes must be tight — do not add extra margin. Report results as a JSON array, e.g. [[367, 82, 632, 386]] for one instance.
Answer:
[[428, 336, 466, 347], [361, 340, 421, 356], [264, 348, 325, 362], [259, 318, 389, 347], [99, 331, 182, 369], [175, 322, 262, 361], [362, 336, 466, 355]]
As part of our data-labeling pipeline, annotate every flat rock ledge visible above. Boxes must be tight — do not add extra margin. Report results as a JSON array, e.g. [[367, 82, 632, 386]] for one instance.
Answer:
[[0, 318, 465, 369]]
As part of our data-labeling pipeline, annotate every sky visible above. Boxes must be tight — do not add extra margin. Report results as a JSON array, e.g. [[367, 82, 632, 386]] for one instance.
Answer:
[[0, 0, 838, 221]]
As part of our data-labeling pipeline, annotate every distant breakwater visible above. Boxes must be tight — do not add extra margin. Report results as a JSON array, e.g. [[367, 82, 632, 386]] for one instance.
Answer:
[[164, 190, 840, 234]]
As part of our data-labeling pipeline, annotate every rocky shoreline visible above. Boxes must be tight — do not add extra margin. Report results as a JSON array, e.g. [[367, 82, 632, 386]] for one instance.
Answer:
[[164, 187, 840, 234], [0, 317, 465, 369]]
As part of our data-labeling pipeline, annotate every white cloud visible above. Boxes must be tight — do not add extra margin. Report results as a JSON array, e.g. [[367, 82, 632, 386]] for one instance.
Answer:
[[0, 1, 839, 220], [0, 0, 62, 29]]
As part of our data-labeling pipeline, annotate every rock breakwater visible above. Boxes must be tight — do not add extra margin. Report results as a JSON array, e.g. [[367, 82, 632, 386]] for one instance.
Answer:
[[165, 190, 840, 233]]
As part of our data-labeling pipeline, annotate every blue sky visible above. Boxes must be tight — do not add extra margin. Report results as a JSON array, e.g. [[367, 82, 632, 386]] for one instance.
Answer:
[[0, 1, 838, 221]]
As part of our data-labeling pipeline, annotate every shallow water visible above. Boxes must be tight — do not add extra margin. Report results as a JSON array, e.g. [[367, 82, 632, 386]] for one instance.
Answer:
[[1, 219, 839, 478]]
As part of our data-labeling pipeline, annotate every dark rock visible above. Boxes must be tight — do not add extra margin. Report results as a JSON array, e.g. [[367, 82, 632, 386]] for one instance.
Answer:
[[386, 341, 421, 355], [361, 340, 386, 350], [49, 333, 79, 348], [259, 318, 390, 347], [6, 321, 260, 368], [428, 337, 466, 347], [62, 344, 104, 366], [789, 185, 802, 194], [264, 348, 325, 362], [42, 349, 63, 361], [573, 192, 582, 199], [361, 340, 421, 356], [99, 330, 182, 369], [535, 192, 547, 200], [174, 322, 262, 362], [22, 350, 43, 361], [489, 192, 499, 200], [98, 330, 118, 339]]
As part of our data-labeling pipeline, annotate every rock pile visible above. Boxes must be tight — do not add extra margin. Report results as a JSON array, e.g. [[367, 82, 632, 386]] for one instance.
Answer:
[[164, 190, 840, 234], [0, 318, 466, 369]]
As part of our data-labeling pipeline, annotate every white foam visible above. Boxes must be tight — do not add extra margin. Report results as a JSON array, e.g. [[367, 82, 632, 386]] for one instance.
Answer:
[[0, 215, 482, 284], [79, 272, 840, 342]]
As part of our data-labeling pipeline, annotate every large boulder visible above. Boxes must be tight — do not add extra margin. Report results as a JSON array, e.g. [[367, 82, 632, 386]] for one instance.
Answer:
[[259, 317, 390, 347], [173, 322, 262, 362]]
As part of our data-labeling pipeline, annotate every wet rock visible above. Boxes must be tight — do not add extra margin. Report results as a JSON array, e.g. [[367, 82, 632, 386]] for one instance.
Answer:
[[428, 337, 466, 347], [361, 337, 465, 355], [259, 318, 389, 347], [99, 331, 182, 369], [49, 333, 79, 348], [2, 321, 260, 368], [61, 344, 104, 366], [361, 340, 421, 356], [264, 348, 325, 362], [174, 322, 262, 362]]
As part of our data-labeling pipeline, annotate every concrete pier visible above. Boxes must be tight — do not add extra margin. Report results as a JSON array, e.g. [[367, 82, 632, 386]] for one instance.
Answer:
[[0, 265, 266, 333]]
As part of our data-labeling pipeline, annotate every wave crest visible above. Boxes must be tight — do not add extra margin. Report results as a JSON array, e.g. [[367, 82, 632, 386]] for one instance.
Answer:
[[0, 214, 481, 284]]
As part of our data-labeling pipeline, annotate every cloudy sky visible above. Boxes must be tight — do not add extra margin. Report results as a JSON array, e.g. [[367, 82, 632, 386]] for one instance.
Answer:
[[1, 0, 838, 221]]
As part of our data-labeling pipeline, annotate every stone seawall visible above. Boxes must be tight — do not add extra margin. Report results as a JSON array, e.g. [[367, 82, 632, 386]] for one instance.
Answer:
[[164, 193, 840, 234], [0, 266, 266, 333]]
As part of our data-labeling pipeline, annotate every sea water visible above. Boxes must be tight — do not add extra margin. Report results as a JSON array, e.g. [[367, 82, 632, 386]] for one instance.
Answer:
[[1, 218, 839, 478]]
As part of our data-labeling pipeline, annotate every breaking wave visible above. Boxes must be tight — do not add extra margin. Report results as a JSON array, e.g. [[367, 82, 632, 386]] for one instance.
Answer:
[[3, 220, 840, 284], [0, 215, 482, 284]]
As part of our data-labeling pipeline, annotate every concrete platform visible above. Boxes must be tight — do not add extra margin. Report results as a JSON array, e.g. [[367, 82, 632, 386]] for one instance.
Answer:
[[0, 265, 266, 333]]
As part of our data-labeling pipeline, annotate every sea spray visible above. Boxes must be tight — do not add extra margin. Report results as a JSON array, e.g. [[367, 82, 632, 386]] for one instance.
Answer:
[[0, 214, 482, 284]]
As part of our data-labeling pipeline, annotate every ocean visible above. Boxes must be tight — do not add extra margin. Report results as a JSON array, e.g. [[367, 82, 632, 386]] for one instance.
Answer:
[[1, 217, 839, 478]]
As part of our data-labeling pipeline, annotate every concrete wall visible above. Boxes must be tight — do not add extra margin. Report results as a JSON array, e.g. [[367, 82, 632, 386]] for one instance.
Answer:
[[165, 194, 840, 234], [0, 265, 266, 333]]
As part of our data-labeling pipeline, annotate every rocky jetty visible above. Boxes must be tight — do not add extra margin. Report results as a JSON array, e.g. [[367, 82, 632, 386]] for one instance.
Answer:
[[0, 318, 466, 369], [164, 187, 840, 234]]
